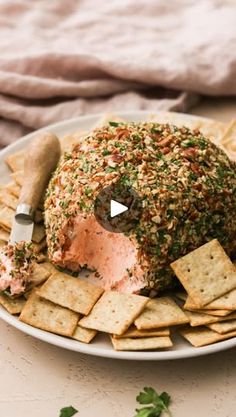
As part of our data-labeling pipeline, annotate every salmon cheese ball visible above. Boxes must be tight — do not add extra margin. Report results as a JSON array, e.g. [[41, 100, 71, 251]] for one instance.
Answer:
[[44, 122, 236, 294]]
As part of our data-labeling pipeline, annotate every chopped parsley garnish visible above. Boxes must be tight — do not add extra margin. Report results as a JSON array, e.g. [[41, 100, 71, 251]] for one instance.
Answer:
[[216, 165, 225, 179], [157, 230, 167, 244], [51, 232, 57, 243], [106, 166, 117, 173], [132, 133, 142, 141], [84, 186, 92, 196], [156, 152, 163, 160], [59, 406, 78, 417], [166, 185, 176, 191], [108, 121, 123, 127], [189, 172, 197, 181], [102, 149, 111, 156], [59, 200, 69, 209], [68, 185, 74, 194], [119, 174, 132, 186], [64, 153, 72, 160], [78, 199, 87, 210], [171, 158, 181, 166], [135, 387, 172, 417], [168, 240, 181, 258], [151, 126, 162, 134], [14, 247, 26, 265], [166, 208, 174, 218], [181, 138, 196, 148], [198, 137, 207, 150], [156, 245, 161, 257], [135, 226, 143, 243], [82, 160, 89, 173]]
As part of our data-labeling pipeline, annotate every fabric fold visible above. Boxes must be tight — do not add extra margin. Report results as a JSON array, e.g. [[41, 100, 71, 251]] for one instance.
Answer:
[[0, 0, 235, 146]]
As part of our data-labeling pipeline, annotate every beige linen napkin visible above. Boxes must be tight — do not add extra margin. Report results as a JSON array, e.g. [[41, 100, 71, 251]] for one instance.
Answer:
[[0, 0, 235, 146]]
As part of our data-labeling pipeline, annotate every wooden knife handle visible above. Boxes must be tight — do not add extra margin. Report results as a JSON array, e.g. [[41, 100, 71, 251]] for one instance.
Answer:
[[18, 132, 61, 212]]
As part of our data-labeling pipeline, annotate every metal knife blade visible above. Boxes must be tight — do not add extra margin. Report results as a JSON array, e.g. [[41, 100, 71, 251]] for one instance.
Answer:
[[9, 218, 34, 244], [9, 203, 34, 244]]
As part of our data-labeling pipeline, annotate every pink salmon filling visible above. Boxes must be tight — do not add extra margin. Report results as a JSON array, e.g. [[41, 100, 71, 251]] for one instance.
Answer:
[[53, 214, 146, 293]]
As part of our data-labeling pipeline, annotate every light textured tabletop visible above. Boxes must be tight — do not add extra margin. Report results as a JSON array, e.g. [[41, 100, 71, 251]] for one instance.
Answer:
[[0, 98, 236, 417]]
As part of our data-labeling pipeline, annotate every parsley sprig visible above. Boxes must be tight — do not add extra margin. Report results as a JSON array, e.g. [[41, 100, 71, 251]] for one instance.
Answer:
[[59, 405, 78, 417], [134, 387, 171, 417], [58, 387, 171, 417]]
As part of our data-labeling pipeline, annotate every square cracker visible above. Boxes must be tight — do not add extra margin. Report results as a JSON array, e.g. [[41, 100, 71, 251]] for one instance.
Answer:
[[202, 309, 232, 317], [196, 309, 231, 317], [207, 319, 236, 335], [5, 181, 21, 198], [5, 151, 25, 172], [220, 119, 236, 160], [0, 241, 5, 250], [39, 261, 58, 274], [174, 291, 187, 302], [113, 325, 170, 339], [184, 303, 232, 316], [179, 326, 236, 347], [0, 188, 40, 223], [134, 297, 189, 330], [0, 227, 9, 242], [72, 326, 97, 343], [221, 120, 236, 147], [184, 310, 219, 326], [93, 113, 126, 128], [32, 239, 47, 254], [20, 292, 79, 336], [0, 188, 18, 210], [0, 294, 26, 314], [36, 253, 47, 263], [60, 131, 88, 153], [196, 120, 226, 146], [0, 207, 45, 241], [37, 271, 104, 315], [111, 335, 173, 351], [24, 288, 34, 300], [184, 289, 236, 311], [184, 310, 236, 327], [79, 291, 148, 335], [29, 262, 51, 288], [11, 170, 24, 186], [34, 210, 44, 224], [171, 239, 236, 307], [32, 225, 45, 243], [148, 113, 226, 145], [0, 206, 14, 231]]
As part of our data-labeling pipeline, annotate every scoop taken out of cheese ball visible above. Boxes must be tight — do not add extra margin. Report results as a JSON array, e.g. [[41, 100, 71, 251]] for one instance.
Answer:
[[44, 122, 236, 294]]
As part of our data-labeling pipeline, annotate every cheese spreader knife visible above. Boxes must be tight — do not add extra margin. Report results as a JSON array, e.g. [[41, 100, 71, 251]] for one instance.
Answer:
[[9, 132, 61, 244]]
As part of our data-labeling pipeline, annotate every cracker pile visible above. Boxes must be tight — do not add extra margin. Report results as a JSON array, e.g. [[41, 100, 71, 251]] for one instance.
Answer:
[[19, 274, 175, 351], [0, 116, 236, 352], [171, 239, 236, 347]]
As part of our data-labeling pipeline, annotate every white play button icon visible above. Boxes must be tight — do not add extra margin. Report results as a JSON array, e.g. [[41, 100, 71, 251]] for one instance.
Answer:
[[94, 181, 142, 233], [110, 199, 128, 218]]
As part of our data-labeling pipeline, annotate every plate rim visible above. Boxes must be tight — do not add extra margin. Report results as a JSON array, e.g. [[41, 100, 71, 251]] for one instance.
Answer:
[[0, 110, 235, 360]]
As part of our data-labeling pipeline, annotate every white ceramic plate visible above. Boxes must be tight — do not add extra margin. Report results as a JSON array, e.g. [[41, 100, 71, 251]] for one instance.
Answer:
[[0, 110, 235, 360]]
